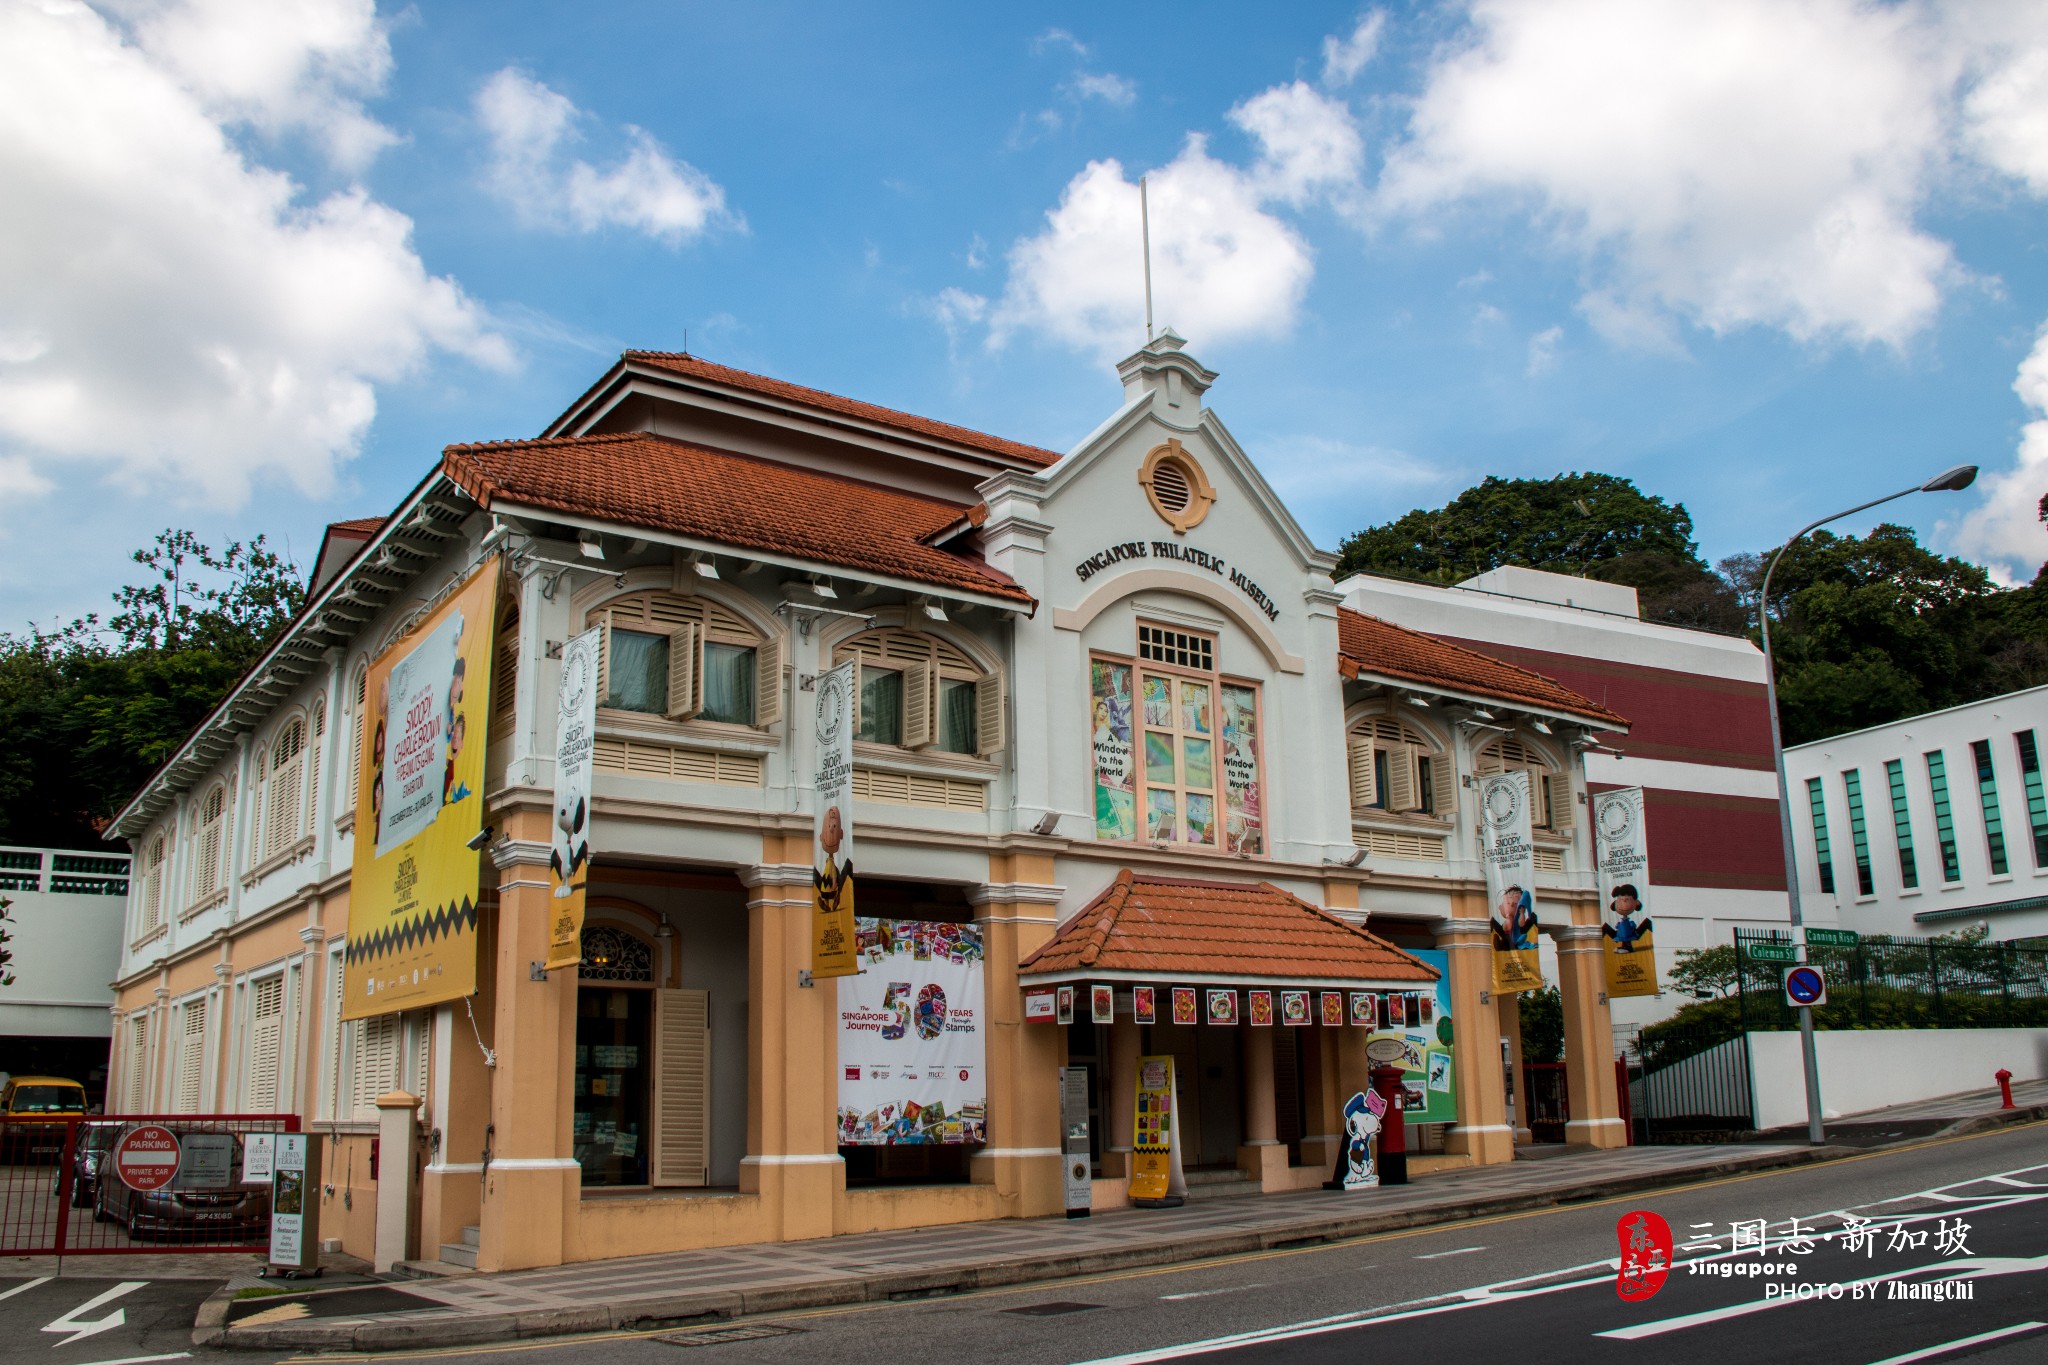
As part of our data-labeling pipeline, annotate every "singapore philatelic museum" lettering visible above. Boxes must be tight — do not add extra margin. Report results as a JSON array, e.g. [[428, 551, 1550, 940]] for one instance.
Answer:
[[1074, 541, 1281, 622]]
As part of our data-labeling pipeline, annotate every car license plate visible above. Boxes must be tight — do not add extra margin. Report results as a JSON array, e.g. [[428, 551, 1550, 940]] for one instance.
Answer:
[[197, 1211, 234, 1221]]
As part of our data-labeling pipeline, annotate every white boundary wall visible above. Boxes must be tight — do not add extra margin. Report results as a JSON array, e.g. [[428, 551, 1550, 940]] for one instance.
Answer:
[[1748, 1027, 2048, 1130]]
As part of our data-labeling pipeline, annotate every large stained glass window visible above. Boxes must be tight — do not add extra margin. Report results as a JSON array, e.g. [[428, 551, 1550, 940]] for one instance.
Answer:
[[1089, 660, 1136, 840]]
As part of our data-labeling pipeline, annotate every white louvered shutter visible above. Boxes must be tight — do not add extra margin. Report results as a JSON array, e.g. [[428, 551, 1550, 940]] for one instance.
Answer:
[[247, 977, 285, 1112], [1427, 751, 1454, 816], [1527, 764, 1551, 828], [127, 1017, 149, 1113], [352, 1015, 398, 1119], [176, 999, 207, 1112], [1386, 743, 1421, 813], [975, 671, 1006, 756], [651, 989, 710, 1187], [901, 652, 937, 749], [1547, 772, 1575, 833], [325, 960, 347, 1120], [753, 633, 783, 728], [1347, 732, 1377, 809], [665, 621, 701, 720], [307, 706, 324, 835], [595, 615, 613, 705]]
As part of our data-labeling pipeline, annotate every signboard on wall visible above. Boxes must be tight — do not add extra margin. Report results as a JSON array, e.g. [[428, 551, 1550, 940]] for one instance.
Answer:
[[837, 919, 985, 1145], [1593, 786, 1658, 998], [545, 626, 601, 971], [1361, 950, 1457, 1126], [1478, 771, 1544, 995], [345, 556, 499, 1019]]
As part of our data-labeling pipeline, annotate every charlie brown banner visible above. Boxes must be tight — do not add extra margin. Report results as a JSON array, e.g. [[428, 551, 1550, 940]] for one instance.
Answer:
[[1594, 786, 1658, 998], [345, 556, 499, 1019], [1478, 769, 1544, 995]]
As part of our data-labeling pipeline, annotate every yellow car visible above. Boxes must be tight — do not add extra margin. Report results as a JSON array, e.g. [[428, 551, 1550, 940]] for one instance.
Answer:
[[1, 1076, 87, 1161]]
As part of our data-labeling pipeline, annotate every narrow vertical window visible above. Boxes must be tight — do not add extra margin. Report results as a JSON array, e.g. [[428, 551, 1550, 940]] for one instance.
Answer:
[[2016, 730, 2048, 869], [1926, 751, 1961, 883], [1972, 739, 2009, 875], [1885, 759, 1917, 890], [1806, 777, 1835, 895], [1842, 770, 1874, 896]]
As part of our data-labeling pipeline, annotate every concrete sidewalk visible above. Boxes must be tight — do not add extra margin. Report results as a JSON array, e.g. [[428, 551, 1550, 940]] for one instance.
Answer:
[[201, 1092, 2046, 1354]]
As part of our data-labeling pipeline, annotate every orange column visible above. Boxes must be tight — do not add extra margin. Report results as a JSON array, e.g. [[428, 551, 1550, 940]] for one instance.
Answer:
[[970, 852, 1064, 1217], [1501, 993, 1531, 1145], [1237, 1024, 1288, 1189], [1436, 911, 1513, 1165], [739, 839, 842, 1241], [476, 813, 577, 1271], [1555, 918, 1624, 1148], [1104, 1013, 1139, 1180]]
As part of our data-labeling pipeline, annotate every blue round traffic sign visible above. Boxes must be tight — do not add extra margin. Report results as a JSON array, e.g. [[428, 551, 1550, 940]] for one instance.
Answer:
[[1785, 966, 1826, 1006]]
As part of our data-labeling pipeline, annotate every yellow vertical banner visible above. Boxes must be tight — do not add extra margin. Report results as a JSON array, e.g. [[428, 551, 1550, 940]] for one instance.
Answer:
[[1479, 770, 1544, 995], [1594, 786, 1658, 997], [344, 556, 500, 1020], [1129, 1054, 1175, 1203], [545, 626, 601, 970], [811, 660, 858, 978]]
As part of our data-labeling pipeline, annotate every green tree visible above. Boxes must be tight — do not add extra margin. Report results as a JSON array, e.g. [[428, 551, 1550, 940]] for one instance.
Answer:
[[1514, 986, 1563, 1063], [0, 531, 304, 849], [1335, 473, 1701, 586], [1668, 945, 1740, 999]]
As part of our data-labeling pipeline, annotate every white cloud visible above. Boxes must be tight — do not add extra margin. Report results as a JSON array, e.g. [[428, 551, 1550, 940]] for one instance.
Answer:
[[1946, 320, 2048, 582], [476, 68, 738, 244], [1373, 0, 2048, 350], [1033, 28, 1088, 57], [1321, 11, 1386, 88], [1526, 325, 1564, 376], [0, 0, 507, 506], [987, 82, 1361, 357], [1069, 72, 1137, 108]]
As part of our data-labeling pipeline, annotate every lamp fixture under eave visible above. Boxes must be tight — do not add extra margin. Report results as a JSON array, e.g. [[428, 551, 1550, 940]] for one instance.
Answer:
[[809, 576, 838, 600], [921, 600, 949, 622], [577, 533, 605, 561], [1530, 719, 1553, 735], [1405, 695, 1431, 709], [692, 555, 720, 580]]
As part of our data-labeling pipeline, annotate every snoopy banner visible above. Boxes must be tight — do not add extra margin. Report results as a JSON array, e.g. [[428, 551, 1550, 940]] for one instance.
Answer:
[[1593, 786, 1658, 998], [1478, 770, 1544, 995], [812, 661, 859, 979], [545, 627, 601, 971], [345, 556, 500, 1019], [837, 919, 986, 1145]]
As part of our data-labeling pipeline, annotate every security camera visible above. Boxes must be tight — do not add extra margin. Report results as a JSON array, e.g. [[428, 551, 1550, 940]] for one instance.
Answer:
[[466, 825, 494, 853]]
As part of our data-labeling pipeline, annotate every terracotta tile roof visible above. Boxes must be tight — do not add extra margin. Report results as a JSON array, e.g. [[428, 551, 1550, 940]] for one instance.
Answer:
[[1020, 871, 1438, 985], [624, 352, 1063, 468], [441, 432, 1034, 606], [1338, 607, 1628, 729], [326, 516, 386, 535]]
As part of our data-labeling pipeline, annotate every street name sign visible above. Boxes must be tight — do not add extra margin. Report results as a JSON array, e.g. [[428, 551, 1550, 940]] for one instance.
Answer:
[[1804, 928, 1860, 947], [1745, 942, 1798, 963]]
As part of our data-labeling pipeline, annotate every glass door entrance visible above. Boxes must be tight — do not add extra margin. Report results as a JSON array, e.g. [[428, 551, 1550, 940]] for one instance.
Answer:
[[574, 986, 651, 1186]]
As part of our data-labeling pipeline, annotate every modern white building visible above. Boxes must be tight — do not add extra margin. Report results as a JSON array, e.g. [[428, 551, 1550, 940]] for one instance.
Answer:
[[0, 846, 130, 1104], [1338, 564, 1794, 1029], [1784, 685, 2048, 940]]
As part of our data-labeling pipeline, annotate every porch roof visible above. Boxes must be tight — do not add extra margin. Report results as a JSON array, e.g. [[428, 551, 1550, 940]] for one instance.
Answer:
[[1337, 606, 1629, 730], [1019, 871, 1438, 987]]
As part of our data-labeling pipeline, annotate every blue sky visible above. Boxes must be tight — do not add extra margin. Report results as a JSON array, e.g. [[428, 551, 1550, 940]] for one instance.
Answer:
[[5, 0, 2048, 632]]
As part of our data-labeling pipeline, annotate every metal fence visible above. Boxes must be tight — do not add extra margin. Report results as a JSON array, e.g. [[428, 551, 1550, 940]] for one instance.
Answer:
[[1620, 1026, 1755, 1142], [0, 1114, 297, 1257], [1733, 927, 2048, 1031], [1521, 1062, 1568, 1143]]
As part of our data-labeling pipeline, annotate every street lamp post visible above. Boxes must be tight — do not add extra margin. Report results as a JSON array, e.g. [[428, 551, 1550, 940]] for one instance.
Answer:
[[1757, 464, 1977, 1146]]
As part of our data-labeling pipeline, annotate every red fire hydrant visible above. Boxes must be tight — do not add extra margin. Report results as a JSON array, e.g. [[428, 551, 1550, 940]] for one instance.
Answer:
[[1996, 1068, 2015, 1110]]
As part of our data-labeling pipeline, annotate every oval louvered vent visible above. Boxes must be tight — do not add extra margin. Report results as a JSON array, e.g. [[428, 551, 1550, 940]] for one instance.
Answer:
[[1149, 460, 1193, 513]]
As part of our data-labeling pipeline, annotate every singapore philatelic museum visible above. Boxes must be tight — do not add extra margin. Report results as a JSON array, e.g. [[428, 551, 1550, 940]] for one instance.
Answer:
[[108, 332, 1670, 1271]]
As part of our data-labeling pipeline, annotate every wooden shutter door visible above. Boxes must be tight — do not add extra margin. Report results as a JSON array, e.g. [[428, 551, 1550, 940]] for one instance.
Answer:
[[666, 621, 701, 720], [1347, 732, 1377, 808], [1386, 744, 1421, 812], [176, 1000, 206, 1112], [902, 653, 937, 749], [1427, 752, 1453, 815], [248, 977, 285, 1112], [651, 989, 710, 1187], [1547, 772, 1574, 833], [753, 634, 783, 728], [975, 670, 1006, 756]]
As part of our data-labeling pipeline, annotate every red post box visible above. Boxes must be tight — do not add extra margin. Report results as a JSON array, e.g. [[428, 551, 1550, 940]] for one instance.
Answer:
[[1370, 1063, 1409, 1186]]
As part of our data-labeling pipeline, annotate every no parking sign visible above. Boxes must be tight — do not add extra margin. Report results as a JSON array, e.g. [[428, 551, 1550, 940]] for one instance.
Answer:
[[1784, 965, 1828, 1008]]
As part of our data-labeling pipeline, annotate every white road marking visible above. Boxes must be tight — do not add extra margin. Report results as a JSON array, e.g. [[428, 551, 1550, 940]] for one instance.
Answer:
[[1415, 1246, 1484, 1260], [1161, 1283, 1269, 1301], [0, 1278, 50, 1302], [1865, 1322, 2048, 1365], [42, 1281, 146, 1348], [67, 1355, 191, 1365]]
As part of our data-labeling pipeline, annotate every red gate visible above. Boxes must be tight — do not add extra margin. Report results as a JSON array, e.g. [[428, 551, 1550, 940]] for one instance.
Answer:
[[0, 1114, 300, 1256], [1521, 1062, 1569, 1144]]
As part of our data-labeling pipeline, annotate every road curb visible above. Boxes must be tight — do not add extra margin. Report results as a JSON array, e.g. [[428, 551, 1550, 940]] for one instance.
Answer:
[[209, 1142, 1859, 1352], [1933, 1104, 2048, 1139]]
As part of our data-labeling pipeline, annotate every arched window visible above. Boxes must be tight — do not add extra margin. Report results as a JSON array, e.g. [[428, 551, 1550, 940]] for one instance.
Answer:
[[263, 716, 307, 859], [492, 599, 520, 734], [192, 785, 227, 903], [1347, 712, 1451, 818], [1476, 735, 1573, 833], [834, 626, 1004, 757], [307, 698, 325, 836], [347, 665, 368, 814], [591, 591, 781, 728], [579, 924, 655, 982], [137, 832, 167, 937]]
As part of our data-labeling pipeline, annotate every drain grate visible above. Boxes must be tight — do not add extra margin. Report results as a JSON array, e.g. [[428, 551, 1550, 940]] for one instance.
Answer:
[[1002, 1301, 1105, 1317], [656, 1323, 807, 1347]]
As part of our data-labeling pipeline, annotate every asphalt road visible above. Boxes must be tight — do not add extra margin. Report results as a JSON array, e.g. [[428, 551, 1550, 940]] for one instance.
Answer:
[[0, 1121, 2041, 1365]]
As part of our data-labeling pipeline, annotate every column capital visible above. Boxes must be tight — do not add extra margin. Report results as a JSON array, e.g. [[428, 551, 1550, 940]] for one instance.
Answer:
[[489, 838, 551, 871], [966, 881, 1065, 907], [1434, 917, 1492, 946], [737, 863, 813, 889]]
